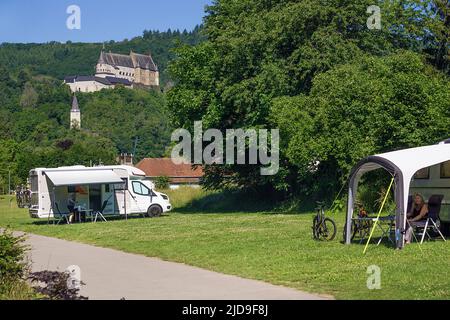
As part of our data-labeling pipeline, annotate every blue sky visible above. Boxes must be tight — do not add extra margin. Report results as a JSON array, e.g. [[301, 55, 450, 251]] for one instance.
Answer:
[[0, 0, 210, 43]]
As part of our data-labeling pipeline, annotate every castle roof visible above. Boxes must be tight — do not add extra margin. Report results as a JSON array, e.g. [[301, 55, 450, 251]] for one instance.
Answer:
[[98, 51, 158, 71], [64, 75, 132, 87]]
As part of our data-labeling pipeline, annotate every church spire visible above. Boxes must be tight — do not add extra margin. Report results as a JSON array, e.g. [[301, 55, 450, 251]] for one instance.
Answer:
[[71, 94, 79, 111], [70, 94, 81, 129], [98, 50, 105, 64]]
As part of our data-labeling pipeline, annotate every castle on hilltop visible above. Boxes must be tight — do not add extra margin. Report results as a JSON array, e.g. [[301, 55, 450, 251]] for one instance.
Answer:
[[65, 51, 159, 93]]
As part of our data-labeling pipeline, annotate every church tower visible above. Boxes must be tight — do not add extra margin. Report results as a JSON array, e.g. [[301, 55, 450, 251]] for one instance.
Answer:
[[70, 95, 81, 129]]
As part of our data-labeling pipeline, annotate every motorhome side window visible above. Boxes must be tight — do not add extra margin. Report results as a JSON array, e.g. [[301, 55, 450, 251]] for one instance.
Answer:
[[414, 167, 429, 179], [132, 181, 150, 195], [441, 161, 450, 179], [114, 179, 127, 190]]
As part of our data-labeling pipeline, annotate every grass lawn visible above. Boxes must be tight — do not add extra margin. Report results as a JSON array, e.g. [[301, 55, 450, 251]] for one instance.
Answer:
[[0, 191, 449, 300]]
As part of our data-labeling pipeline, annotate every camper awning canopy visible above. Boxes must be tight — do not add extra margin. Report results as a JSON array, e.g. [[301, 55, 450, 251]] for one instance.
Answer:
[[45, 169, 124, 187], [346, 143, 450, 249]]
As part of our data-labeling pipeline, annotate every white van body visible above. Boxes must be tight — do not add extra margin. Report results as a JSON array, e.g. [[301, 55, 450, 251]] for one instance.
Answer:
[[29, 165, 171, 219]]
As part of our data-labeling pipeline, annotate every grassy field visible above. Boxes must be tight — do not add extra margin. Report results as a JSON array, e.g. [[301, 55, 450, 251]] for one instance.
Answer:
[[0, 190, 449, 300]]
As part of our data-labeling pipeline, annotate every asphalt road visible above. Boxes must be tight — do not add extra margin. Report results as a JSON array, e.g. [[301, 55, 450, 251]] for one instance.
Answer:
[[24, 233, 331, 300]]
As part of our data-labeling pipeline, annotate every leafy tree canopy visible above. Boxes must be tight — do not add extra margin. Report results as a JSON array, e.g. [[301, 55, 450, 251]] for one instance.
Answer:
[[168, 0, 450, 197]]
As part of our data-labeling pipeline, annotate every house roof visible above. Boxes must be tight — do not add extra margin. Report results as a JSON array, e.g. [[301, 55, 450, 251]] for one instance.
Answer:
[[105, 76, 132, 85], [64, 76, 77, 83], [97, 51, 158, 71], [135, 158, 204, 178]]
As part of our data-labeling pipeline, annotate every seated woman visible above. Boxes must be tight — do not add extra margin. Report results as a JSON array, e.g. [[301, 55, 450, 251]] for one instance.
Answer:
[[405, 193, 428, 244]]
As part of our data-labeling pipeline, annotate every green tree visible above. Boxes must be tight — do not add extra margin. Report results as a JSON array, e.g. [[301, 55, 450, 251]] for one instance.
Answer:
[[168, 0, 450, 197], [271, 51, 450, 196]]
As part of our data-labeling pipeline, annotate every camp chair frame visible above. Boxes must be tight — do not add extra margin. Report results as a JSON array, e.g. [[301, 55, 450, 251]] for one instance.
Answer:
[[93, 200, 109, 223], [411, 195, 447, 244], [418, 218, 446, 244], [52, 202, 70, 225]]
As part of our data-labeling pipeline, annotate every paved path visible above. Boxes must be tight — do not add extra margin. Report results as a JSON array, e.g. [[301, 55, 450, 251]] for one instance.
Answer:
[[24, 233, 331, 300]]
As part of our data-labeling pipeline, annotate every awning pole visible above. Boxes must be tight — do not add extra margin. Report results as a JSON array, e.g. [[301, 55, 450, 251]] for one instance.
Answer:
[[363, 177, 394, 254], [124, 182, 127, 221]]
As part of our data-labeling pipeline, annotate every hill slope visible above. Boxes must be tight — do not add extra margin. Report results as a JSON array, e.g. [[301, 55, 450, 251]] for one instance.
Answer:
[[0, 28, 204, 187]]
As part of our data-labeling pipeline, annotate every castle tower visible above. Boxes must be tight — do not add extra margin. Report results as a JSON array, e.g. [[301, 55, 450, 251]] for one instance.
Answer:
[[70, 95, 81, 129]]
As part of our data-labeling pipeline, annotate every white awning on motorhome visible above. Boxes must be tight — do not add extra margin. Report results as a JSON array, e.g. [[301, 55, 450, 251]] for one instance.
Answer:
[[45, 170, 124, 187], [346, 143, 450, 249]]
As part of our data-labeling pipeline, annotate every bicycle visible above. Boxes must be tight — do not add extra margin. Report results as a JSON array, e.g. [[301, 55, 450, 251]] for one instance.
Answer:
[[343, 209, 373, 242], [312, 202, 337, 241]]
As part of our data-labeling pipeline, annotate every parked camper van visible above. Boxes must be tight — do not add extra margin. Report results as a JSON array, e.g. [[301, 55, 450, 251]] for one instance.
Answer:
[[29, 165, 171, 219]]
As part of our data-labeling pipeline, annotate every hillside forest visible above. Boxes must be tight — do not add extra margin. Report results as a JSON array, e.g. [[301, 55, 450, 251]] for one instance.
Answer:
[[0, 28, 202, 189]]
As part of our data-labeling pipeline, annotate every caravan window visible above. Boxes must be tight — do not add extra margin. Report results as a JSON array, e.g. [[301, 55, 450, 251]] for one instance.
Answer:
[[132, 181, 150, 195], [30, 173, 38, 192], [414, 167, 430, 180], [114, 179, 127, 190], [441, 161, 450, 179]]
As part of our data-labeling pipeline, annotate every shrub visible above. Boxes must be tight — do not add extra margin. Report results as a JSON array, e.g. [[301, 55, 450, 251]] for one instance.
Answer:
[[29, 271, 87, 300], [0, 229, 32, 299], [0, 229, 87, 300], [154, 176, 170, 190], [0, 229, 27, 282]]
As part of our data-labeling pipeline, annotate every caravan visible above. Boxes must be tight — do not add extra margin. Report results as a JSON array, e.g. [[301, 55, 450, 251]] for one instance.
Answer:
[[29, 165, 171, 220]]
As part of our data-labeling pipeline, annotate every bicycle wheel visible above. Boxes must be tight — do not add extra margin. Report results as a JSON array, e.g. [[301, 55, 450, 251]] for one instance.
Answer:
[[320, 218, 337, 241]]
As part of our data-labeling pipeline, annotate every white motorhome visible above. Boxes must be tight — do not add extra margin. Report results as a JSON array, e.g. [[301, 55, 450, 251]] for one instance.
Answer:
[[29, 165, 171, 219]]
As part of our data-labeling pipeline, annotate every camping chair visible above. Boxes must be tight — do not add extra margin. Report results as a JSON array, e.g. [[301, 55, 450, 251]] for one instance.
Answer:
[[413, 195, 447, 244], [93, 200, 108, 223], [53, 202, 70, 225]]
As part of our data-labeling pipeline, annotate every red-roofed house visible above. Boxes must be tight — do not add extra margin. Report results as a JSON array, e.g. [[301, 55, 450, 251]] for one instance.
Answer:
[[135, 158, 203, 189]]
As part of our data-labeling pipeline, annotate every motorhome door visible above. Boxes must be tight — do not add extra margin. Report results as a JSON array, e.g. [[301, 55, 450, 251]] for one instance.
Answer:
[[130, 181, 152, 214]]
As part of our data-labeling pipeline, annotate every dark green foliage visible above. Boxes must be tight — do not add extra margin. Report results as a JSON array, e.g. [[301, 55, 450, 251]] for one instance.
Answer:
[[0, 229, 27, 282], [0, 229, 87, 300], [154, 176, 170, 190], [0, 28, 204, 190], [272, 52, 450, 197], [0, 75, 172, 186], [168, 0, 450, 199], [0, 229, 29, 299]]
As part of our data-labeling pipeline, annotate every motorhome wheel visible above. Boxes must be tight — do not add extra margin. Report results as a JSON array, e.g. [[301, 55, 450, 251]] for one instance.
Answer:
[[147, 205, 163, 218]]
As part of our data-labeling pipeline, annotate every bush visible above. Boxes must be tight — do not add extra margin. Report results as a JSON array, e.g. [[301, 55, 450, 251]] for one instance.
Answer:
[[29, 271, 87, 300], [0, 229, 87, 300], [0, 229, 27, 282], [154, 176, 170, 190], [0, 229, 33, 299]]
